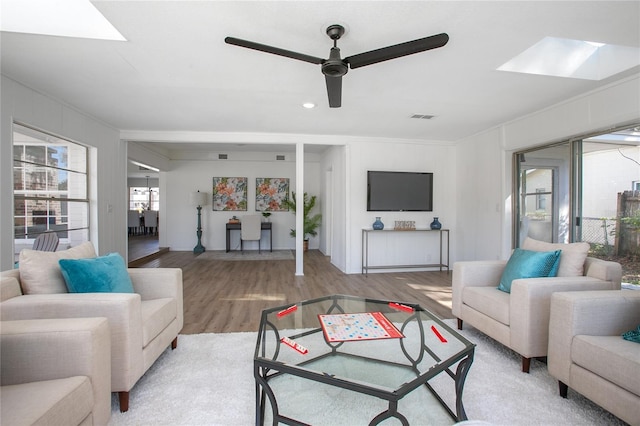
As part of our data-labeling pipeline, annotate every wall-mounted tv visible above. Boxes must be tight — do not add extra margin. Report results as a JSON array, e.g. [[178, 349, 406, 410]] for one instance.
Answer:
[[367, 171, 433, 211]]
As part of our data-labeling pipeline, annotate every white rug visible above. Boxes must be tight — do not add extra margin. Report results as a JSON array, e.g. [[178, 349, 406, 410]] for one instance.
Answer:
[[196, 250, 294, 261], [108, 321, 625, 426]]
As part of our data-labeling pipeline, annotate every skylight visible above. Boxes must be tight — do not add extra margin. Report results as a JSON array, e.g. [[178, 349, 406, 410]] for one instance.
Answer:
[[0, 0, 126, 41], [498, 37, 640, 80]]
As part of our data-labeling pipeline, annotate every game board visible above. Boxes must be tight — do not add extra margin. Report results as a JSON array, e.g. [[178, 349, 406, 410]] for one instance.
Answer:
[[318, 312, 404, 342]]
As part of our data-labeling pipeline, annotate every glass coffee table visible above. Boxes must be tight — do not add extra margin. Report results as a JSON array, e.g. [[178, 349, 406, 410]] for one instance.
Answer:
[[254, 295, 475, 425]]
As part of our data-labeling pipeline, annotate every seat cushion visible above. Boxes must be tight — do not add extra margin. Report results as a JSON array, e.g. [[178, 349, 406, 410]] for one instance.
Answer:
[[141, 298, 177, 347], [1, 376, 93, 426], [463, 286, 511, 326], [522, 238, 589, 277], [18, 242, 97, 294], [572, 335, 640, 396]]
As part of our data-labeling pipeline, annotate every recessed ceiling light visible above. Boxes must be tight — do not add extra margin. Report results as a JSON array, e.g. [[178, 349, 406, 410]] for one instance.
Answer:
[[0, 0, 126, 41], [498, 36, 640, 80], [302, 102, 316, 109]]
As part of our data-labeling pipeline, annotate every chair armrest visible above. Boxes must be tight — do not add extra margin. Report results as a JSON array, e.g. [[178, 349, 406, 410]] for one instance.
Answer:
[[128, 268, 182, 300], [584, 257, 622, 288], [0, 293, 144, 391], [548, 290, 640, 385], [509, 276, 619, 357], [128, 268, 183, 332], [1, 276, 22, 302], [452, 260, 507, 317], [1, 317, 111, 425]]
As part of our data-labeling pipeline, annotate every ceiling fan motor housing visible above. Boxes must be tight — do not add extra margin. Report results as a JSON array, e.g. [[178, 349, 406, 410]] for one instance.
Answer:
[[322, 47, 348, 77]]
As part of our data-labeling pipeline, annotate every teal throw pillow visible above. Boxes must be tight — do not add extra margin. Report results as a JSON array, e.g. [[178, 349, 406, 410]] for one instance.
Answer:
[[622, 325, 640, 344], [59, 253, 134, 293], [497, 248, 561, 293]]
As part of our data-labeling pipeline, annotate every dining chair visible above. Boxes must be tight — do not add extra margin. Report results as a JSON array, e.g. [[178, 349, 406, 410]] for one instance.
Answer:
[[143, 210, 158, 236], [240, 215, 262, 253], [128, 210, 141, 235]]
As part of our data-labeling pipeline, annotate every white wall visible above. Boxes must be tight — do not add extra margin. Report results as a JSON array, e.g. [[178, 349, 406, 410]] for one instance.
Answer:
[[320, 145, 347, 271], [344, 140, 457, 274], [1, 76, 125, 270], [456, 74, 640, 261], [160, 154, 321, 252]]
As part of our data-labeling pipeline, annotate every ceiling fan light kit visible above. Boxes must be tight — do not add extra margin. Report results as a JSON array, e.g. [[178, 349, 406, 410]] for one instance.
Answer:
[[225, 25, 449, 108]]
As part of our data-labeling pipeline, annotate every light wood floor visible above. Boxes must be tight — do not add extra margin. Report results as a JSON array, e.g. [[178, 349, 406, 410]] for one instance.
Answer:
[[127, 234, 159, 262], [133, 249, 454, 334]]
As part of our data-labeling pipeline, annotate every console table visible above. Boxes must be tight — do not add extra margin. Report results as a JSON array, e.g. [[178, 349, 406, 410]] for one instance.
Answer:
[[362, 228, 449, 275], [226, 222, 273, 252]]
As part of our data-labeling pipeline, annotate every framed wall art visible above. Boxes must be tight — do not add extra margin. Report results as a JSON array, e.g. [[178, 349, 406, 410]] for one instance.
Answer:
[[212, 177, 247, 211], [255, 178, 289, 211]]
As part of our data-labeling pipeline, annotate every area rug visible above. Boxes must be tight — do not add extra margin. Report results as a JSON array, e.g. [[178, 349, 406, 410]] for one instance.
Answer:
[[196, 250, 294, 261], [108, 321, 625, 425]]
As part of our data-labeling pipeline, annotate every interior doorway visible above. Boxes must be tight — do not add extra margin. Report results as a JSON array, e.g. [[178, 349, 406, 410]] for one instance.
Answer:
[[127, 161, 160, 263]]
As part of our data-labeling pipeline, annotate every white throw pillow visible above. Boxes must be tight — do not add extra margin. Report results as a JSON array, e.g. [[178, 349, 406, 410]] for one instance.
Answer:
[[18, 242, 97, 294], [521, 237, 589, 277]]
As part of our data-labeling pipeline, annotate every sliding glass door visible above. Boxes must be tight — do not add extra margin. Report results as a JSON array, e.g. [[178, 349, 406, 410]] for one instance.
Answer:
[[515, 125, 640, 253]]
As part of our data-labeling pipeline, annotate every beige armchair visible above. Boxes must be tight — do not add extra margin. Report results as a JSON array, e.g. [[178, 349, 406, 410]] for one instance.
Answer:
[[1, 317, 111, 426], [1, 243, 183, 412], [452, 239, 621, 373], [548, 290, 640, 425]]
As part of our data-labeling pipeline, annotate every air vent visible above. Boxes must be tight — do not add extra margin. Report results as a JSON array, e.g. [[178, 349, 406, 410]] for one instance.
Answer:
[[410, 114, 435, 120], [276, 155, 285, 161], [218, 154, 228, 160]]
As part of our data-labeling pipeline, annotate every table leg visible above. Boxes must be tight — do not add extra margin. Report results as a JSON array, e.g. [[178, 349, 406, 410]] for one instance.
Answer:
[[454, 351, 474, 421], [226, 228, 231, 252]]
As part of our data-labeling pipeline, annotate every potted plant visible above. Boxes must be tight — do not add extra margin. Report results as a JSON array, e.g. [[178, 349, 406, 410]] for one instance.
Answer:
[[261, 212, 272, 222], [282, 191, 322, 251]]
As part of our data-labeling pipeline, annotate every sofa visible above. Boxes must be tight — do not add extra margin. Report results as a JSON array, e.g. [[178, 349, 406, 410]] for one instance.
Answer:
[[0, 241, 184, 412], [1, 317, 111, 426], [452, 238, 622, 373], [548, 290, 640, 426]]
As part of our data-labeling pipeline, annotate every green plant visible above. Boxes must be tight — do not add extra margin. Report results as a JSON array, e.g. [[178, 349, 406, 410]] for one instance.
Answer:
[[621, 211, 640, 229], [282, 191, 322, 240]]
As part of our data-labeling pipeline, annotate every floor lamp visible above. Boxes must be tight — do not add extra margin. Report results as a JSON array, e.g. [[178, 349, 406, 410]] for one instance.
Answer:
[[190, 190, 208, 254]]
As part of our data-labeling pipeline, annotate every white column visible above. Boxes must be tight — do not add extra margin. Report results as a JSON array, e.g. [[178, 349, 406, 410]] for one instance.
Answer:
[[295, 142, 304, 276]]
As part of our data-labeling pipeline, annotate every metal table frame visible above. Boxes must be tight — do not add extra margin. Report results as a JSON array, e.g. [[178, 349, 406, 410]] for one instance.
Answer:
[[254, 294, 475, 426], [361, 228, 450, 275]]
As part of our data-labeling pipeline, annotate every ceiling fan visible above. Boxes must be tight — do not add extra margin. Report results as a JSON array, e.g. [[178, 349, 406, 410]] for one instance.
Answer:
[[225, 25, 449, 108]]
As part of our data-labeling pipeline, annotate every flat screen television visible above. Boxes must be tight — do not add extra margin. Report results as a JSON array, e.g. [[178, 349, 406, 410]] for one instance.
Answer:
[[367, 171, 433, 211]]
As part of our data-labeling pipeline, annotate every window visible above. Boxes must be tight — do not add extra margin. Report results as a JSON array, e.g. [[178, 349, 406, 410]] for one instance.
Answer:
[[129, 186, 159, 211], [13, 124, 89, 252], [535, 188, 547, 210]]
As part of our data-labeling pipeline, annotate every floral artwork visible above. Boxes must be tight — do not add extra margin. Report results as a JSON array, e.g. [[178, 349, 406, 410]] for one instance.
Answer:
[[212, 177, 247, 211], [256, 178, 289, 212]]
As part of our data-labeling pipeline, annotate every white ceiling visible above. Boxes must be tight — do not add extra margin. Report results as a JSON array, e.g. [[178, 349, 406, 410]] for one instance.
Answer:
[[1, 1, 639, 154]]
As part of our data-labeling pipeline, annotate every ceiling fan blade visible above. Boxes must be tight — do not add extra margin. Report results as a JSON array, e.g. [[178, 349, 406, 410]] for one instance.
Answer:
[[345, 33, 449, 69], [325, 75, 342, 108], [225, 37, 324, 65]]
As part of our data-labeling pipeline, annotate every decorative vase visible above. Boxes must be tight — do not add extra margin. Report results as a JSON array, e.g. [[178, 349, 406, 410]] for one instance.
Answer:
[[430, 217, 442, 230], [372, 217, 384, 230]]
